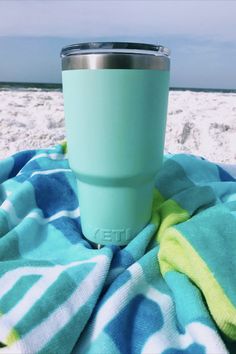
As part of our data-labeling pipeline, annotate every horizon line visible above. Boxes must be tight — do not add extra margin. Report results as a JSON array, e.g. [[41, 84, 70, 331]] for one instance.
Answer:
[[0, 81, 235, 93]]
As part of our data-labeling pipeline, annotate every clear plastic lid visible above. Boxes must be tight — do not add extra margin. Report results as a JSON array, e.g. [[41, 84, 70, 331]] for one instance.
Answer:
[[61, 42, 170, 58]]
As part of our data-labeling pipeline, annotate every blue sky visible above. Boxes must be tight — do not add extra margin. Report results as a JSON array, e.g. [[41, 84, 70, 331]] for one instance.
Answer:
[[0, 0, 235, 89]]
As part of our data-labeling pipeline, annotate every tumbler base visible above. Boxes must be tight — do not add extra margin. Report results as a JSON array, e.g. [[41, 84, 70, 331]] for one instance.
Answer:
[[76, 178, 154, 246]]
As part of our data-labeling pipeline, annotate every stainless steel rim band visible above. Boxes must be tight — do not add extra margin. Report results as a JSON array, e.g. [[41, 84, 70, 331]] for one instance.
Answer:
[[62, 53, 170, 71]]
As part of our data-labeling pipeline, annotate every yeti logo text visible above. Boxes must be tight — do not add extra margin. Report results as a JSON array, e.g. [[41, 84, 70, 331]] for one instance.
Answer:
[[94, 228, 131, 243]]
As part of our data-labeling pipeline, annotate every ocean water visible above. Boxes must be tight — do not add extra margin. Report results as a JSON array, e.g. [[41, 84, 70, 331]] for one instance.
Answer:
[[0, 82, 62, 92], [0, 82, 235, 93]]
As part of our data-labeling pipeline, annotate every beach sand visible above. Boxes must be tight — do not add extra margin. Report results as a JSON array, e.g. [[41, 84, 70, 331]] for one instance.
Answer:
[[0, 88, 235, 163]]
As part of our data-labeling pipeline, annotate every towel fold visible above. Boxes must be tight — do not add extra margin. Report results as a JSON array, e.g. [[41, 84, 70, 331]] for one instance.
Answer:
[[0, 144, 235, 353], [154, 155, 236, 353]]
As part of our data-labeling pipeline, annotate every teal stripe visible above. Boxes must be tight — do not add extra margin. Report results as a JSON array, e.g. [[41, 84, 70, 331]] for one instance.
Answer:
[[35, 158, 68, 170], [71, 331, 121, 354], [14, 263, 96, 337], [38, 305, 93, 354], [225, 200, 236, 213], [0, 156, 14, 183], [138, 247, 172, 296], [0, 186, 7, 205], [173, 185, 217, 215], [155, 159, 193, 199], [155, 158, 218, 216], [0, 229, 21, 260], [176, 202, 236, 307], [164, 271, 217, 330], [172, 154, 220, 184], [9, 181, 37, 220], [1, 179, 22, 195], [200, 181, 236, 203], [156, 155, 236, 215], [0, 211, 10, 238], [18, 221, 73, 259], [0, 258, 53, 276], [0, 275, 41, 313]]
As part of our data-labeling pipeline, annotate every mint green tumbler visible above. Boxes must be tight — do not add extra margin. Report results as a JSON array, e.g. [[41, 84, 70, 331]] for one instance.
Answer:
[[61, 42, 170, 246]]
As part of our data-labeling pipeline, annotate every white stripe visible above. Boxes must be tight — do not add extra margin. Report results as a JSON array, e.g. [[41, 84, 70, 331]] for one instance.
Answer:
[[93, 262, 144, 339], [0, 274, 60, 341], [77, 262, 144, 353], [142, 287, 228, 354], [45, 208, 80, 222], [3, 255, 108, 353], [26, 207, 80, 225], [30, 152, 66, 162], [16, 152, 67, 176], [26, 207, 80, 224], [141, 286, 191, 353], [0, 268, 46, 300], [1, 200, 80, 228], [15, 168, 72, 177], [0, 199, 21, 225], [0, 257, 100, 340], [30, 168, 72, 177], [145, 286, 174, 316], [186, 322, 228, 354], [142, 322, 227, 354], [0, 257, 101, 300]]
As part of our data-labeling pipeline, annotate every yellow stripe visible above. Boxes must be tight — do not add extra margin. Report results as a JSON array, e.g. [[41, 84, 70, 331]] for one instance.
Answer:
[[5, 329, 19, 346], [60, 140, 67, 154], [151, 188, 189, 241], [150, 189, 165, 227], [0, 311, 19, 347], [159, 227, 236, 339]]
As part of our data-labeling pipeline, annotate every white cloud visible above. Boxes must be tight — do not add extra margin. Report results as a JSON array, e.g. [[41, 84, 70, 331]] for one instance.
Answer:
[[0, 0, 235, 43]]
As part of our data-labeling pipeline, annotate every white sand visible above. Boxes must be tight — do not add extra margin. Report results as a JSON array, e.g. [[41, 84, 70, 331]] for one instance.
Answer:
[[0, 88, 235, 163]]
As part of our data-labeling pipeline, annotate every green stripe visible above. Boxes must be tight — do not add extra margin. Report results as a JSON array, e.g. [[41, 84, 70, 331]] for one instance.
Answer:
[[60, 141, 67, 154], [159, 226, 236, 339], [0, 311, 20, 346], [151, 188, 190, 241], [152, 185, 236, 339], [5, 329, 19, 346], [176, 203, 236, 306]]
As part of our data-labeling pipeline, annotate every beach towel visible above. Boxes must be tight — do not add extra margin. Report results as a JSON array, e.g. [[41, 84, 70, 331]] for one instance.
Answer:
[[0, 143, 235, 354]]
